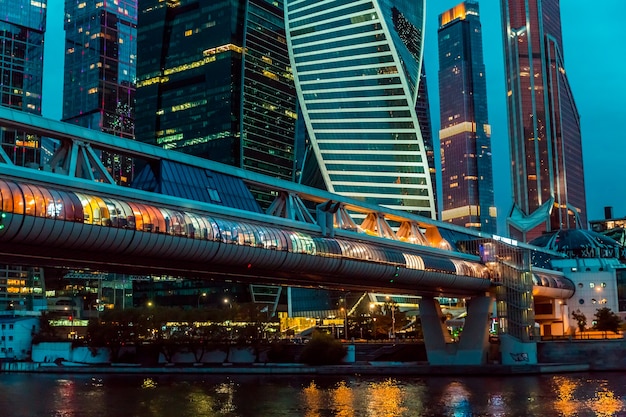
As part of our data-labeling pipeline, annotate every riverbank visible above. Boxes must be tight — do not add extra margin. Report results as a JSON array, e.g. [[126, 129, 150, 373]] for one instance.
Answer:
[[0, 360, 593, 376]]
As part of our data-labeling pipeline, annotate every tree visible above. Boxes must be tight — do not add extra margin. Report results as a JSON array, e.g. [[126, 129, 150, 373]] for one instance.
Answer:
[[571, 309, 587, 333], [32, 311, 61, 343], [298, 331, 347, 365], [593, 307, 621, 335]]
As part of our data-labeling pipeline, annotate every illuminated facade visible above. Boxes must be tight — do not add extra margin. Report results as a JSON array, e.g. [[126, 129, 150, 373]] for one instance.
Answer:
[[0, 0, 46, 166], [285, 0, 436, 218], [0, 265, 45, 312], [63, 0, 137, 185], [0, 1, 47, 307], [415, 63, 438, 216], [501, 0, 587, 241], [438, 1, 495, 233], [135, 0, 297, 207]]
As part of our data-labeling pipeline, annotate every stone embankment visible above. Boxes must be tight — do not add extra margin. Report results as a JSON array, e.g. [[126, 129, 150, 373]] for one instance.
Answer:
[[0, 360, 591, 376]]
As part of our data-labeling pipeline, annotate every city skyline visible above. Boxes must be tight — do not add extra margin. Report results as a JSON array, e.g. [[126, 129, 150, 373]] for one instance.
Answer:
[[43, 0, 626, 232]]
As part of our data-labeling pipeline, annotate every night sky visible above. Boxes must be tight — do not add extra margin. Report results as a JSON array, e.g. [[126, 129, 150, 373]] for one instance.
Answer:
[[42, 0, 625, 234]]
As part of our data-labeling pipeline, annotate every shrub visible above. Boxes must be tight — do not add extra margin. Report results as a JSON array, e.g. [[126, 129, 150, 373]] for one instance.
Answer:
[[298, 331, 346, 365]]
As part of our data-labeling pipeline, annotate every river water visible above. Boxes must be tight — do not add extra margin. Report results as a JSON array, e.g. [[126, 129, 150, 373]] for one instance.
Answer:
[[1, 371, 625, 417]]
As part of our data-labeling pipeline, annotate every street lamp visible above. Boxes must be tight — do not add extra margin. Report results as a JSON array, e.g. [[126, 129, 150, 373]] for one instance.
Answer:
[[197, 292, 207, 308], [340, 306, 348, 339], [386, 296, 396, 339], [391, 305, 396, 339]]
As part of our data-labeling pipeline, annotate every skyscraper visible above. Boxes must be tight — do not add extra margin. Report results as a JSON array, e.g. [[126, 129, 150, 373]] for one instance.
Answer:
[[0, 0, 47, 312], [285, 0, 436, 218], [415, 62, 438, 216], [135, 0, 298, 207], [501, 0, 586, 241], [63, 0, 137, 185], [437, 1, 495, 233], [0, 0, 46, 166]]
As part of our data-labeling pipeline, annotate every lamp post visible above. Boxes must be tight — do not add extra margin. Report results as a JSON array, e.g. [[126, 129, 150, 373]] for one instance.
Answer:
[[369, 303, 376, 339], [197, 292, 207, 308], [391, 304, 396, 339], [386, 296, 396, 339]]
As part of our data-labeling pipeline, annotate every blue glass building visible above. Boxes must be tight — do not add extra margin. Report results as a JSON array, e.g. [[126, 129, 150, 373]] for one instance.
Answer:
[[62, 0, 137, 185], [285, 0, 435, 219], [0, 0, 46, 166], [437, 1, 495, 233], [0, 0, 47, 311]]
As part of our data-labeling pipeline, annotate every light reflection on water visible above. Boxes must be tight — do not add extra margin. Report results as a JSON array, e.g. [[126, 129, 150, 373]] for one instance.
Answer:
[[1, 372, 626, 416]]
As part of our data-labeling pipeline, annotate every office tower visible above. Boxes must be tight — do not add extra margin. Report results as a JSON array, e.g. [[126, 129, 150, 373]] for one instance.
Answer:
[[135, 0, 297, 207], [0, 0, 46, 166], [437, 1, 495, 233], [502, 0, 586, 241], [0, 1, 48, 313], [285, 0, 436, 218], [416, 62, 438, 216], [63, 0, 137, 185]]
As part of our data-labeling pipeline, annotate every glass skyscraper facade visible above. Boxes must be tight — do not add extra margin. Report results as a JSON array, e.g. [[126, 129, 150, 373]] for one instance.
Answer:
[[63, 0, 137, 185], [0, 0, 46, 166], [501, 0, 586, 241], [135, 0, 297, 208], [0, 0, 47, 311], [438, 1, 495, 233], [285, 0, 435, 218], [415, 62, 438, 216]]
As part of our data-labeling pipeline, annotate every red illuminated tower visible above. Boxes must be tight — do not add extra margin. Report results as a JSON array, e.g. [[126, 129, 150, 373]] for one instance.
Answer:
[[501, 0, 587, 241]]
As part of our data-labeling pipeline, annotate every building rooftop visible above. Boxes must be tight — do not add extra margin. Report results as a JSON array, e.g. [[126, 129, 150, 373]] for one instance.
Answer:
[[529, 229, 621, 259]]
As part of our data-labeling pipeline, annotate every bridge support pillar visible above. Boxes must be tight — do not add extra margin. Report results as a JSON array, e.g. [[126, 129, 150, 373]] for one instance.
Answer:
[[420, 295, 492, 365]]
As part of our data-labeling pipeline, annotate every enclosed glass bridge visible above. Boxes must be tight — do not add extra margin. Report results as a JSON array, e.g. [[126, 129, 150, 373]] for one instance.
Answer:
[[0, 107, 573, 300]]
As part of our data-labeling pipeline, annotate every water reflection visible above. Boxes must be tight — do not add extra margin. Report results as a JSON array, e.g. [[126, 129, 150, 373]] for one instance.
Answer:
[[332, 381, 354, 417], [586, 382, 623, 417], [215, 380, 237, 414], [302, 381, 323, 417], [2, 372, 626, 417], [52, 378, 77, 417], [552, 375, 625, 417], [366, 379, 407, 417], [439, 381, 472, 417], [553, 375, 581, 416]]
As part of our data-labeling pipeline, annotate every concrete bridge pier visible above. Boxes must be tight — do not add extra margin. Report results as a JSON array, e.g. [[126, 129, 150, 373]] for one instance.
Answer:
[[420, 295, 492, 365]]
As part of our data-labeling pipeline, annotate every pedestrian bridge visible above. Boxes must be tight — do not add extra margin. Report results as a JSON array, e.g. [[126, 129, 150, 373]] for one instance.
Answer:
[[0, 107, 574, 300], [0, 107, 578, 366]]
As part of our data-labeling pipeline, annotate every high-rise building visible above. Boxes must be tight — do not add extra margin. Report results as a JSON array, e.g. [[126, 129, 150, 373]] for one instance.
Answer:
[[437, 1, 495, 233], [501, 0, 586, 241], [0, 0, 46, 166], [0, 1, 48, 312], [62, 0, 137, 185], [415, 62, 438, 216], [285, 0, 436, 218], [135, 0, 298, 208]]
